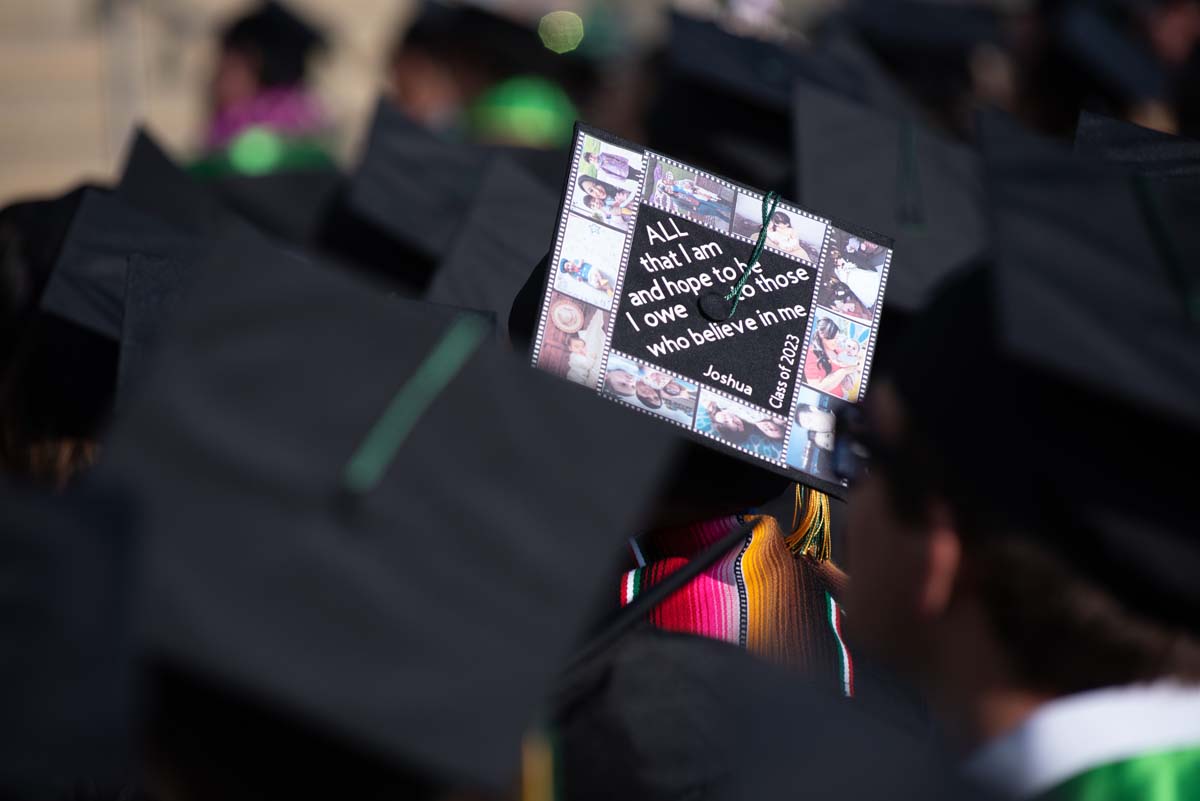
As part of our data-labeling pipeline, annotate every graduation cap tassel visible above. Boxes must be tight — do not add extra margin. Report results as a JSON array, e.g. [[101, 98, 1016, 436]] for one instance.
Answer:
[[1131, 175, 1200, 324], [701, 191, 780, 321], [784, 484, 832, 561]]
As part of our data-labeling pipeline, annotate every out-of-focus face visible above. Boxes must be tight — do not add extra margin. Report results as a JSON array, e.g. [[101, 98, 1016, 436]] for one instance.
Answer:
[[606, 369, 636, 396], [211, 48, 260, 113], [844, 383, 946, 669]]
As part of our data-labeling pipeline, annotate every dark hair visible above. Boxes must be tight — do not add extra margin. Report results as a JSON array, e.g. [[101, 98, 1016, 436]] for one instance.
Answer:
[[878, 427, 1200, 694], [220, 3, 327, 89], [769, 211, 791, 227]]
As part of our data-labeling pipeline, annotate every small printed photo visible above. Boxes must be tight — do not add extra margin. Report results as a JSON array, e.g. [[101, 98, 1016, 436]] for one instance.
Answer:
[[803, 310, 871, 402], [694, 388, 787, 462], [731, 195, 826, 264], [536, 291, 609, 388], [574, 173, 639, 232], [579, 135, 645, 188], [643, 158, 736, 231], [816, 228, 888, 322], [785, 387, 844, 484], [602, 353, 699, 426], [554, 213, 627, 309]]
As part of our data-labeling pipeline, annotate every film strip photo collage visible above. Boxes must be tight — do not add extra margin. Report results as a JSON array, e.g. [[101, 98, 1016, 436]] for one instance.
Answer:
[[532, 126, 892, 487]]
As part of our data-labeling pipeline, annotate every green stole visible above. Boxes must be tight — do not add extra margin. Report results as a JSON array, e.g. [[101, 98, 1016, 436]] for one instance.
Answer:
[[1037, 745, 1200, 801]]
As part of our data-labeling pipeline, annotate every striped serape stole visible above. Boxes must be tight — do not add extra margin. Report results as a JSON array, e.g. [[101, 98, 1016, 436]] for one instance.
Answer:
[[620, 512, 854, 696]]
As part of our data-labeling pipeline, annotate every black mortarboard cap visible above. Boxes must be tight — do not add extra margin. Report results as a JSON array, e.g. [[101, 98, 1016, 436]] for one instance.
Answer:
[[104, 228, 681, 790], [0, 186, 90, 323], [793, 82, 987, 315], [0, 479, 137, 800], [556, 628, 976, 801], [324, 99, 487, 290], [210, 167, 342, 245], [117, 130, 235, 237], [38, 189, 199, 342], [1075, 110, 1200, 177], [890, 114, 1200, 633], [424, 156, 558, 324]]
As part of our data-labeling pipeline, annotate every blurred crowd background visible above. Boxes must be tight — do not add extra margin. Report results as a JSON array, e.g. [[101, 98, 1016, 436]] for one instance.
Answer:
[[4, 0, 1198, 205]]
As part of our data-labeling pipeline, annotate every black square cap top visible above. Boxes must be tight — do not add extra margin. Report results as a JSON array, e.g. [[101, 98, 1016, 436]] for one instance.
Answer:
[[0, 478, 137, 801], [38, 188, 201, 343], [888, 113, 1200, 634], [342, 99, 488, 263], [792, 81, 987, 314], [1075, 110, 1200, 178], [117, 130, 237, 237], [423, 155, 558, 324], [103, 227, 681, 790]]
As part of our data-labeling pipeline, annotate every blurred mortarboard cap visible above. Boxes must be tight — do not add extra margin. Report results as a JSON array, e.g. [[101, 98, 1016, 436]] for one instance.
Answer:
[[1054, 1, 1168, 103], [1075, 110, 1200, 177], [647, 12, 848, 188], [890, 113, 1200, 633], [0, 479, 137, 800], [556, 628, 975, 801], [209, 167, 342, 245], [104, 228, 681, 789], [792, 82, 987, 315], [117, 130, 235, 237], [220, 1, 328, 88], [834, 0, 1002, 119], [325, 99, 487, 290], [0, 186, 91, 322], [424, 155, 558, 323], [38, 189, 199, 342]]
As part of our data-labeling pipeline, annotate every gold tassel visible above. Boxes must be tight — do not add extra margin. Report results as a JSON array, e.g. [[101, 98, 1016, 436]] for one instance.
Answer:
[[784, 484, 831, 562], [522, 727, 555, 801]]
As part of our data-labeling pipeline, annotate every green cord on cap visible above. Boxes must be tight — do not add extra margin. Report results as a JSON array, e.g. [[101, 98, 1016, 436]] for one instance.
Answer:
[[723, 190, 781, 319], [342, 315, 490, 495]]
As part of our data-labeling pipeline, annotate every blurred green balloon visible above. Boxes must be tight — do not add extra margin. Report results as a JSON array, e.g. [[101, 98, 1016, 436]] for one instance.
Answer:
[[538, 10, 585, 55], [229, 127, 285, 175]]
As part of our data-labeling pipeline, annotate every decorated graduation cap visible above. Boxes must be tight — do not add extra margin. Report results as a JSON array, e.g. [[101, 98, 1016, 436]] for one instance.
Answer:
[[887, 114, 1200, 633], [324, 99, 488, 289], [792, 81, 987, 317], [103, 227, 681, 791], [523, 122, 894, 500], [0, 479, 137, 800], [424, 155, 558, 324]]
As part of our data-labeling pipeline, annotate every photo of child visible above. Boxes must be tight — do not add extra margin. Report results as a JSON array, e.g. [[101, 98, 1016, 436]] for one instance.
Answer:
[[815, 228, 888, 323], [580, 135, 645, 187], [575, 174, 638, 232], [784, 387, 843, 484], [694, 389, 786, 462], [535, 291, 609, 388], [731, 194, 826, 264], [802, 311, 871, 402], [602, 353, 699, 426], [554, 213, 627, 309], [643, 159, 735, 231]]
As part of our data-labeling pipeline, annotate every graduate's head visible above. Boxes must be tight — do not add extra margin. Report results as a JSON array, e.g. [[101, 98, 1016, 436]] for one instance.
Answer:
[[214, 2, 326, 112], [839, 266, 1200, 708]]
